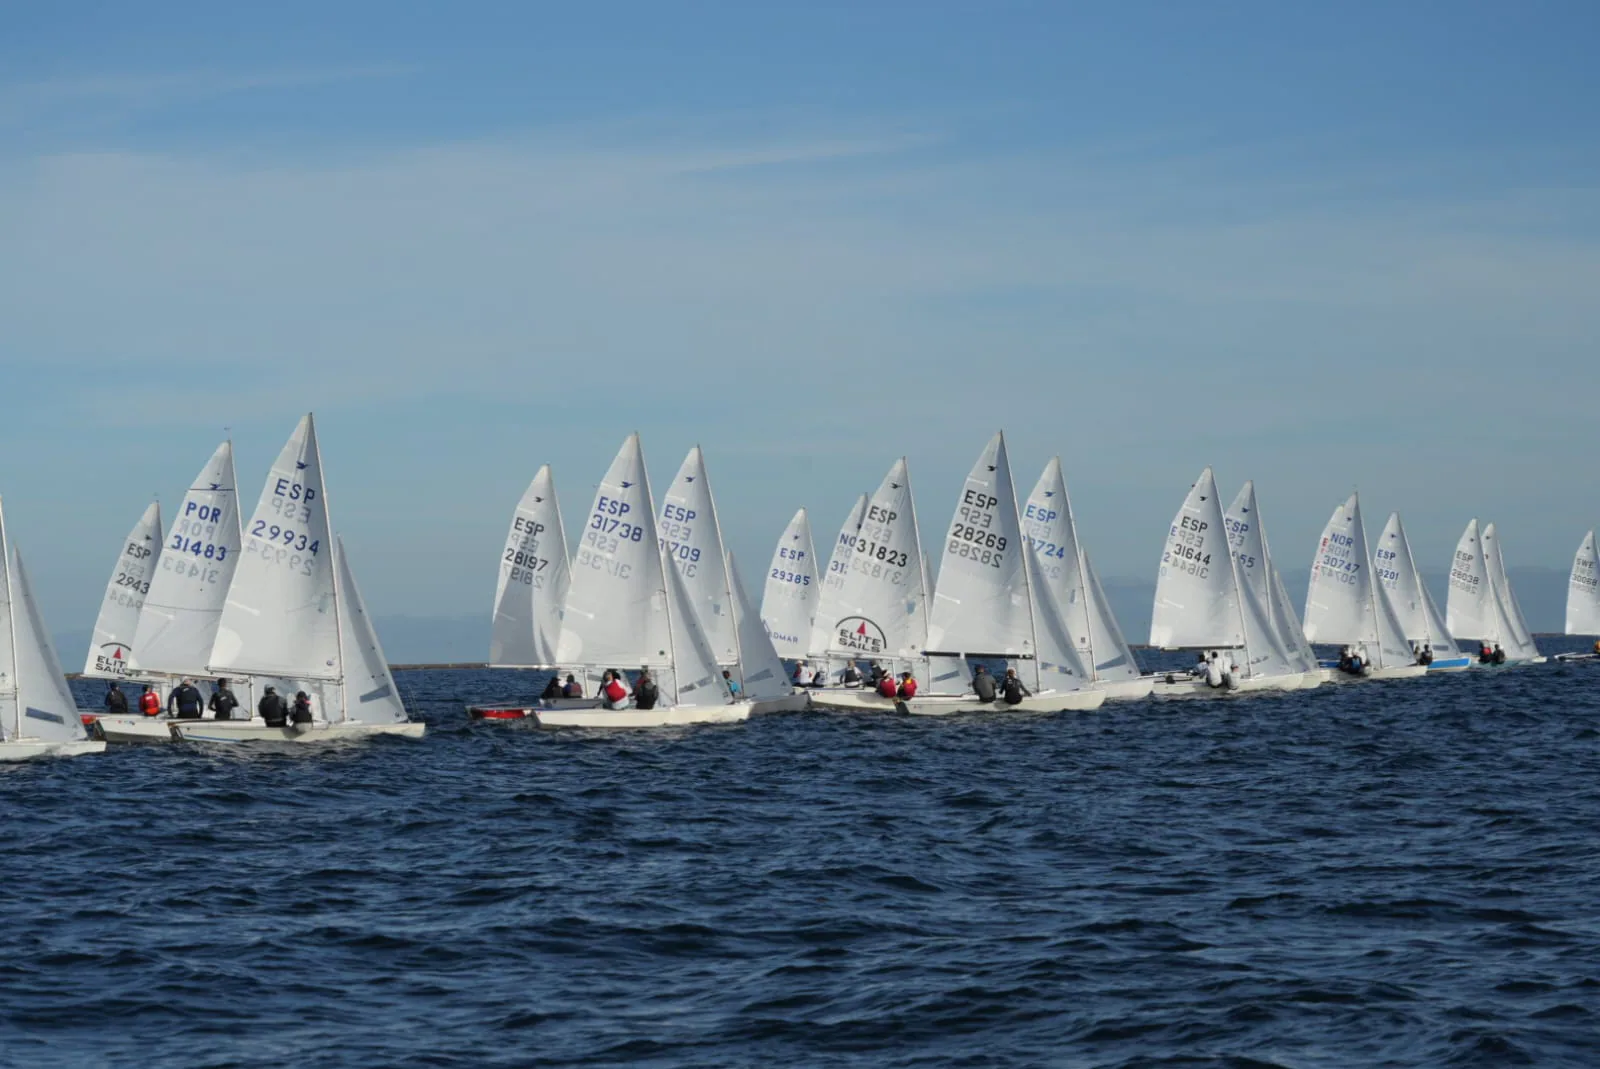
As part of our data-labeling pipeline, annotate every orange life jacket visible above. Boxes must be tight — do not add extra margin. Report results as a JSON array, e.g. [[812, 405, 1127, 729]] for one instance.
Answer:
[[604, 679, 628, 704], [897, 678, 918, 699], [138, 691, 160, 716], [876, 676, 898, 699]]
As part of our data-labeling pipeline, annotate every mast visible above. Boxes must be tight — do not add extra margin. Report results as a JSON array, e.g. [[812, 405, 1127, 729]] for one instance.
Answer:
[[904, 457, 930, 678], [1223, 484, 1254, 679], [1354, 496, 1385, 668], [0, 498, 18, 741], [701, 445, 740, 679], [642, 436, 681, 706], [311, 413, 350, 723], [1397, 516, 1432, 647], [1001, 434, 1044, 692]]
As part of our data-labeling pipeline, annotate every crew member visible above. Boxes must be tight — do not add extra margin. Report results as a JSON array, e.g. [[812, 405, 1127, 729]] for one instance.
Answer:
[[1492, 643, 1506, 665], [1205, 653, 1226, 689], [541, 673, 564, 701], [290, 691, 314, 725], [168, 679, 204, 719], [208, 678, 239, 721], [635, 670, 660, 710], [794, 661, 815, 687], [103, 681, 128, 716], [1001, 667, 1031, 704], [971, 664, 997, 703], [138, 684, 161, 717], [722, 669, 741, 698], [841, 661, 863, 687], [875, 671, 898, 699], [562, 674, 583, 698], [601, 671, 630, 710], [258, 686, 288, 728], [896, 671, 918, 700]]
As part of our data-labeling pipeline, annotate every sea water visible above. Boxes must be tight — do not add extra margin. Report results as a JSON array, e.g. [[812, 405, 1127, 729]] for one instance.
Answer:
[[1, 641, 1596, 1067]]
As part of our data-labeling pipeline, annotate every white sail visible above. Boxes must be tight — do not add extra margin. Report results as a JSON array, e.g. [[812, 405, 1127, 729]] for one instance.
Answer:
[[1150, 468, 1243, 649], [0, 498, 87, 744], [1446, 520, 1496, 643], [1225, 481, 1316, 673], [333, 537, 408, 724], [557, 434, 672, 669], [83, 501, 163, 678], [761, 508, 820, 660], [727, 551, 791, 701], [808, 494, 867, 657], [209, 415, 340, 681], [131, 440, 243, 678], [489, 465, 570, 667], [1567, 531, 1600, 635], [660, 447, 738, 665], [661, 537, 727, 707], [1022, 458, 1089, 651], [928, 432, 1034, 656], [1080, 553, 1140, 679], [821, 459, 930, 662], [1482, 524, 1540, 660], [1374, 512, 1460, 656], [1303, 495, 1373, 644]]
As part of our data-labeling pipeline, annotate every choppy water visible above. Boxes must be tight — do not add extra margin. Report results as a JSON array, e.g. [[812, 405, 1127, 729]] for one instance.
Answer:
[[3, 642, 1597, 1068]]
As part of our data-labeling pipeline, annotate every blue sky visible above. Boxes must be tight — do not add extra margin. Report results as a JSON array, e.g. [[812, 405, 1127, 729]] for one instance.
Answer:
[[3, 1, 1597, 635]]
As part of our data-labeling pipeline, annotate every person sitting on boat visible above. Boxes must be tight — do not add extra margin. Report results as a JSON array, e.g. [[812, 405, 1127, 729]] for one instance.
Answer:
[[601, 671, 630, 710], [562, 674, 583, 698], [540, 674, 564, 701], [103, 680, 128, 716], [971, 664, 998, 703], [209, 678, 239, 721], [875, 671, 899, 699], [1347, 649, 1365, 675], [1336, 646, 1353, 673], [1492, 643, 1506, 665], [258, 686, 288, 728], [1204, 652, 1226, 689], [1000, 667, 1031, 704], [841, 661, 863, 687], [635, 670, 660, 710], [1593, 639, 1600, 657], [1189, 653, 1209, 678], [1479, 642, 1494, 664], [290, 691, 314, 726], [1416, 644, 1434, 667], [168, 678, 204, 720], [793, 660, 815, 687], [722, 669, 741, 698], [138, 684, 161, 717], [896, 671, 918, 699]]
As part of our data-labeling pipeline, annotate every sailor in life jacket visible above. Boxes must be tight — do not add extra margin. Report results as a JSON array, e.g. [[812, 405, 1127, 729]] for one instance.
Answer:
[[138, 684, 162, 717], [1204, 652, 1226, 689], [875, 672, 899, 699], [896, 672, 918, 699], [602, 671, 631, 710]]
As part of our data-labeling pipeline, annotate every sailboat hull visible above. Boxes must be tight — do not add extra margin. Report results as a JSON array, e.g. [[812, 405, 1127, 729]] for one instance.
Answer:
[[749, 693, 811, 715], [809, 688, 902, 713], [1154, 672, 1305, 697], [899, 689, 1106, 716], [533, 703, 754, 728], [0, 739, 106, 761], [1368, 664, 1429, 681], [1094, 676, 1155, 701], [172, 721, 426, 743], [1426, 657, 1473, 672]]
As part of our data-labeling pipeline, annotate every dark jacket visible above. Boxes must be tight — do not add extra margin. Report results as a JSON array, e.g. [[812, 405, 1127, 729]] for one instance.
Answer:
[[104, 687, 129, 715], [1001, 675, 1030, 704], [170, 683, 204, 718], [259, 692, 288, 728], [540, 676, 564, 700], [209, 687, 239, 721], [290, 696, 314, 724], [635, 678, 659, 710], [841, 665, 862, 685], [972, 671, 997, 702]]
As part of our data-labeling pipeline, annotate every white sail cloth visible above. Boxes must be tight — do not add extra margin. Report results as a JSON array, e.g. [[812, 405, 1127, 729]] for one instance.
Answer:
[[660, 447, 738, 665], [819, 459, 930, 663], [490, 465, 570, 667], [1302, 493, 1413, 669], [84, 502, 162, 678], [1567, 531, 1600, 635], [0, 500, 92, 747], [1374, 512, 1460, 657], [760, 508, 820, 660]]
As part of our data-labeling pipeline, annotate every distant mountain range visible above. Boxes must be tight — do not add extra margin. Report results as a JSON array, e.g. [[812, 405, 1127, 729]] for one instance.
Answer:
[[56, 567, 1578, 668]]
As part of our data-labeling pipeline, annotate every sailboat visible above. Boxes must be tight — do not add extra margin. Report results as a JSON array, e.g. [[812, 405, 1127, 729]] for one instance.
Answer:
[[1224, 482, 1326, 689], [545, 433, 752, 727], [1022, 457, 1153, 700], [760, 508, 820, 662], [95, 441, 253, 743], [1482, 524, 1546, 664], [728, 551, 809, 713], [1373, 512, 1471, 671], [1445, 519, 1543, 665], [908, 432, 1103, 715], [0, 498, 105, 760], [1150, 468, 1303, 694], [1302, 494, 1427, 681], [489, 464, 571, 669], [172, 415, 424, 742], [804, 493, 867, 685], [81, 501, 162, 685], [1563, 532, 1600, 656], [659, 446, 739, 667]]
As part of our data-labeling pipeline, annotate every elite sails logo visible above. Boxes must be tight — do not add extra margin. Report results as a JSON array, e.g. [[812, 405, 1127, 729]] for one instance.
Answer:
[[833, 616, 887, 655], [94, 643, 133, 676]]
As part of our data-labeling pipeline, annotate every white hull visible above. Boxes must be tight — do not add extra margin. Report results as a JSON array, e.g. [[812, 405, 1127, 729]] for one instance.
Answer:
[[808, 687, 903, 713], [899, 688, 1107, 716], [94, 714, 261, 743], [1297, 671, 1328, 689], [1094, 676, 1156, 701], [1368, 664, 1429, 681], [1154, 671, 1305, 697], [748, 693, 811, 715], [533, 702, 754, 728], [172, 721, 426, 743], [0, 738, 106, 761]]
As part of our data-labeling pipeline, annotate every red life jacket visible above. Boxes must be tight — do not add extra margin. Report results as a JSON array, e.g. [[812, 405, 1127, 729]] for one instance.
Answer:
[[138, 691, 161, 717], [604, 679, 628, 704], [897, 678, 918, 699], [876, 676, 898, 699]]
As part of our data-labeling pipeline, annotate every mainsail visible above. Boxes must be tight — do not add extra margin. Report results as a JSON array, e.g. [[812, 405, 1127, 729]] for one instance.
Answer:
[[489, 465, 570, 667], [83, 501, 162, 678], [760, 508, 820, 660]]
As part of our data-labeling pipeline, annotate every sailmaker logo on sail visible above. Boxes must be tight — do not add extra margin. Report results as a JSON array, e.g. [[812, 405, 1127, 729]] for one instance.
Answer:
[[834, 616, 888, 656], [94, 643, 132, 676]]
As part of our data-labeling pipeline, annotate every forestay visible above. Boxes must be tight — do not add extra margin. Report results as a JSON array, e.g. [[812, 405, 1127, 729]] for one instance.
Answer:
[[132, 440, 242, 679], [727, 551, 791, 701], [1375, 512, 1460, 656], [0, 503, 86, 745], [333, 538, 408, 724], [1482, 524, 1540, 660], [660, 447, 737, 665], [490, 465, 570, 667], [83, 501, 162, 679], [1150, 468, 1244, 649], [1225, 481, 1316, 674], [210, 415, 340, 681], [1567, 531, 1600, 635], [821, 460, 930, 662], [1446, 520, 1496, 642], [808, 495, 867, 658], [557, 434, 672, 669], [760, 508, 819, 660], [928, 432, 1034, 657]]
